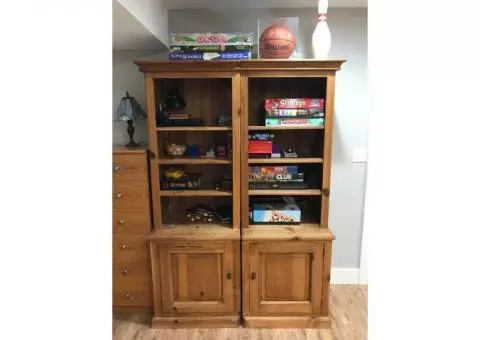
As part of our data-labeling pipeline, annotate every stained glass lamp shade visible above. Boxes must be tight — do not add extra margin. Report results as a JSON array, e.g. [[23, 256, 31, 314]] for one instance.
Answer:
[[114, 92, 147, 147]]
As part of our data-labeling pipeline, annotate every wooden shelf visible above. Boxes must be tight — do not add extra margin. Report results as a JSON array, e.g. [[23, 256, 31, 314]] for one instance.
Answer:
[[156, 126, 231, 132], [148, 225, 239, 241], [157, 157, 232, 165], [248, 157, 323, 164], [248, 126, 324, 131], [159, 190, 232, 197], [249, 189, 322, 196], [242, 226, 334, 241]]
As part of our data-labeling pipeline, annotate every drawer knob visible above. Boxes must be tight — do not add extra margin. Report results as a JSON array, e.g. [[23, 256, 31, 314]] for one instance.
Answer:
[[113, 165, 120, 172], [251, 272, 256, 280], [121, 268, 129, 276], [226, 272, 232, 280], [118, 219, 125, 225], [115, 193, 123, 199], [120, 243, 127, 250], [124, 292, 131, 299]]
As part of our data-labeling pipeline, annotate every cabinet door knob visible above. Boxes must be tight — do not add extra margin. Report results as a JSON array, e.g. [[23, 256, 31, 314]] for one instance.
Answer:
[[120, 243, 127, 250], [115, 193, 123, 199], [251, 272, 256, 280], [226, 272, 232, 280], [124, 292, 131, 299], [113, 165, 120, 172], [121, 269, 129, 276], [118, 219, 125, 225]]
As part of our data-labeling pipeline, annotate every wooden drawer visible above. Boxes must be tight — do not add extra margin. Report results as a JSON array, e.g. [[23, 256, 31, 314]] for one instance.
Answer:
[[113, 258, 151, 289], [113, 179, 148, 193], [113, 234, 149, 262], [113, 153, 148, 183], [113, 210, 151, 234], [113, 276, 151, 291], [113, 288, 152, 307], [112, 191, 149, 210]]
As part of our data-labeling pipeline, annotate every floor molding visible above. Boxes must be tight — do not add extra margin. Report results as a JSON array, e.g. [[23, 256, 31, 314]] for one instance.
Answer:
[[331, 268, 361, 284]]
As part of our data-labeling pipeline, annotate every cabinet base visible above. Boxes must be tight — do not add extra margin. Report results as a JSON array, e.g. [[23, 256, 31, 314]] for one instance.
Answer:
[[152, 315, 240, 328], [243, 316, 331, 329]]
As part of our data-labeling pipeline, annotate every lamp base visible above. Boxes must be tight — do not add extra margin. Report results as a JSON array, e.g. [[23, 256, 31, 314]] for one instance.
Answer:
[[125, 119, 140, 148], [125, 140, 141, 148]]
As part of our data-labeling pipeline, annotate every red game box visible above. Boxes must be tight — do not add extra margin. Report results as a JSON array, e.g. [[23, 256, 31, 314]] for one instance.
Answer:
[[264, 98, 325, 110], [248, 140, 272, 154]]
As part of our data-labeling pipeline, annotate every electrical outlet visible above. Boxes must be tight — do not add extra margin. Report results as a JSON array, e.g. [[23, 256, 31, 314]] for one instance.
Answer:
[[353, 148, 368, 163]]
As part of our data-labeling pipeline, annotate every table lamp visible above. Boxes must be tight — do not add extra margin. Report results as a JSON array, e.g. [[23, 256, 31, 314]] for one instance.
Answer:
[[114, 92, 147, 147]]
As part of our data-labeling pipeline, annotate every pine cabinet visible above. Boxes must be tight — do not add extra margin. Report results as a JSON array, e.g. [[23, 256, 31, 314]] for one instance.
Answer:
[[134, 60, 345, 328]]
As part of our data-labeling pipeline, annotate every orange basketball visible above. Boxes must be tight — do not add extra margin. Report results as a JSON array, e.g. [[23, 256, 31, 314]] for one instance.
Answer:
[[259, 24, 296, 59]]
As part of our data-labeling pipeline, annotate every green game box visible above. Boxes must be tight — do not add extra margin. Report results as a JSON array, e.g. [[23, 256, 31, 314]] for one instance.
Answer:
[[169, 32, 254, 46]]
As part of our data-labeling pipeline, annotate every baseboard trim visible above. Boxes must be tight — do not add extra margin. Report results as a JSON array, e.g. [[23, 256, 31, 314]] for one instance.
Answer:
[[331, 268, 362, 284]]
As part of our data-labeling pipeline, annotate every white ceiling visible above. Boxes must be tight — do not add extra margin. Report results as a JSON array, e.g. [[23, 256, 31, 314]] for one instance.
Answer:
[[164, 0, 367, 9], [113, 1, 166, 50]]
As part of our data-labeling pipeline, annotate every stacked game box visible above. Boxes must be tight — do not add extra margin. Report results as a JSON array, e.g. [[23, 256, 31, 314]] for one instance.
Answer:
[[250, 196, 301, 225], [248, 132, 274, 158], [248, 165, 308, 190], [264, 98, 325, 127], [169, 33, 254, 61]]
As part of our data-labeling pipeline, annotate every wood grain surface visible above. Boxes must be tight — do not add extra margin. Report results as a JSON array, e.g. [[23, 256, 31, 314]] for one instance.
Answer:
[[113, 284, 367, 340]]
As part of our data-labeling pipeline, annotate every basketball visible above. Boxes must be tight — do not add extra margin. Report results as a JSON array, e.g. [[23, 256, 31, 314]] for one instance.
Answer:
[[259, 24, 296, 59]]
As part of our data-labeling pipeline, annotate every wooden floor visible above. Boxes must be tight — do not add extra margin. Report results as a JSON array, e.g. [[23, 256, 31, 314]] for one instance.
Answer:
[[113, 285, 367, 340]]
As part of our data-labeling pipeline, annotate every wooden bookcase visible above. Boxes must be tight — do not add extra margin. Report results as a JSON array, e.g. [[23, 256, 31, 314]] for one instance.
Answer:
[[134, 60, 345, 329]]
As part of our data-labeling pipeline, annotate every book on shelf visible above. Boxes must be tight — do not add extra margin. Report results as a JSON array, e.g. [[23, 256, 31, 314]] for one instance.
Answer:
[[168, 114, 190, 120]]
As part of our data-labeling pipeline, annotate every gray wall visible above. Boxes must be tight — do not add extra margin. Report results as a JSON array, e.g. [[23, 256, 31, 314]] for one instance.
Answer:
[[113, 7, 367, 268]]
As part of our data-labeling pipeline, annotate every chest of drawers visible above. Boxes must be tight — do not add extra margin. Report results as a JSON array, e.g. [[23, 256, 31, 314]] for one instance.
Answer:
[[112, 148, 153, 308]]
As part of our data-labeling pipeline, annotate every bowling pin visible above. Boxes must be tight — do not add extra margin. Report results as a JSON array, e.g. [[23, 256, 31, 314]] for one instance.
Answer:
[[312, 0, 331, 59]]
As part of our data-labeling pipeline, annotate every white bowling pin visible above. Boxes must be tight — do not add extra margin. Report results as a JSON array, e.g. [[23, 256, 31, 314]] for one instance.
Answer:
[[312, 0, 331, 59]]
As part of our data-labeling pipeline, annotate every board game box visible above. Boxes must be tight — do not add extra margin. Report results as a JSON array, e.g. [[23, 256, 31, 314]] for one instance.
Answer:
[[169, 32, 254, 46], [169, 52, 251, 60], [251, 197, 301, 225], [248, 133, 275, 140], [265, 108, 324, 118], [248, 172, 304, 182], [170, 45, 252, 53], [248, 140, 273, 154], [249, 166, 299, 174], [265, 118, 324, 126], [249, 182, 309, 190], [264, 98, 325, 110]]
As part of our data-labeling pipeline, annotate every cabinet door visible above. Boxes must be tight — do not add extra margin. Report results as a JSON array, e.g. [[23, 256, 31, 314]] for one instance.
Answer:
[[158, 242, 235, 314], [249, 242, 324, 315]]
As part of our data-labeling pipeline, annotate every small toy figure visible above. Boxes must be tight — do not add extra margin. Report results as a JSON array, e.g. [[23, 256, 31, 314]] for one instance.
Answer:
[[283, 147, 298, 158], [204, 145, 216, 158]]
